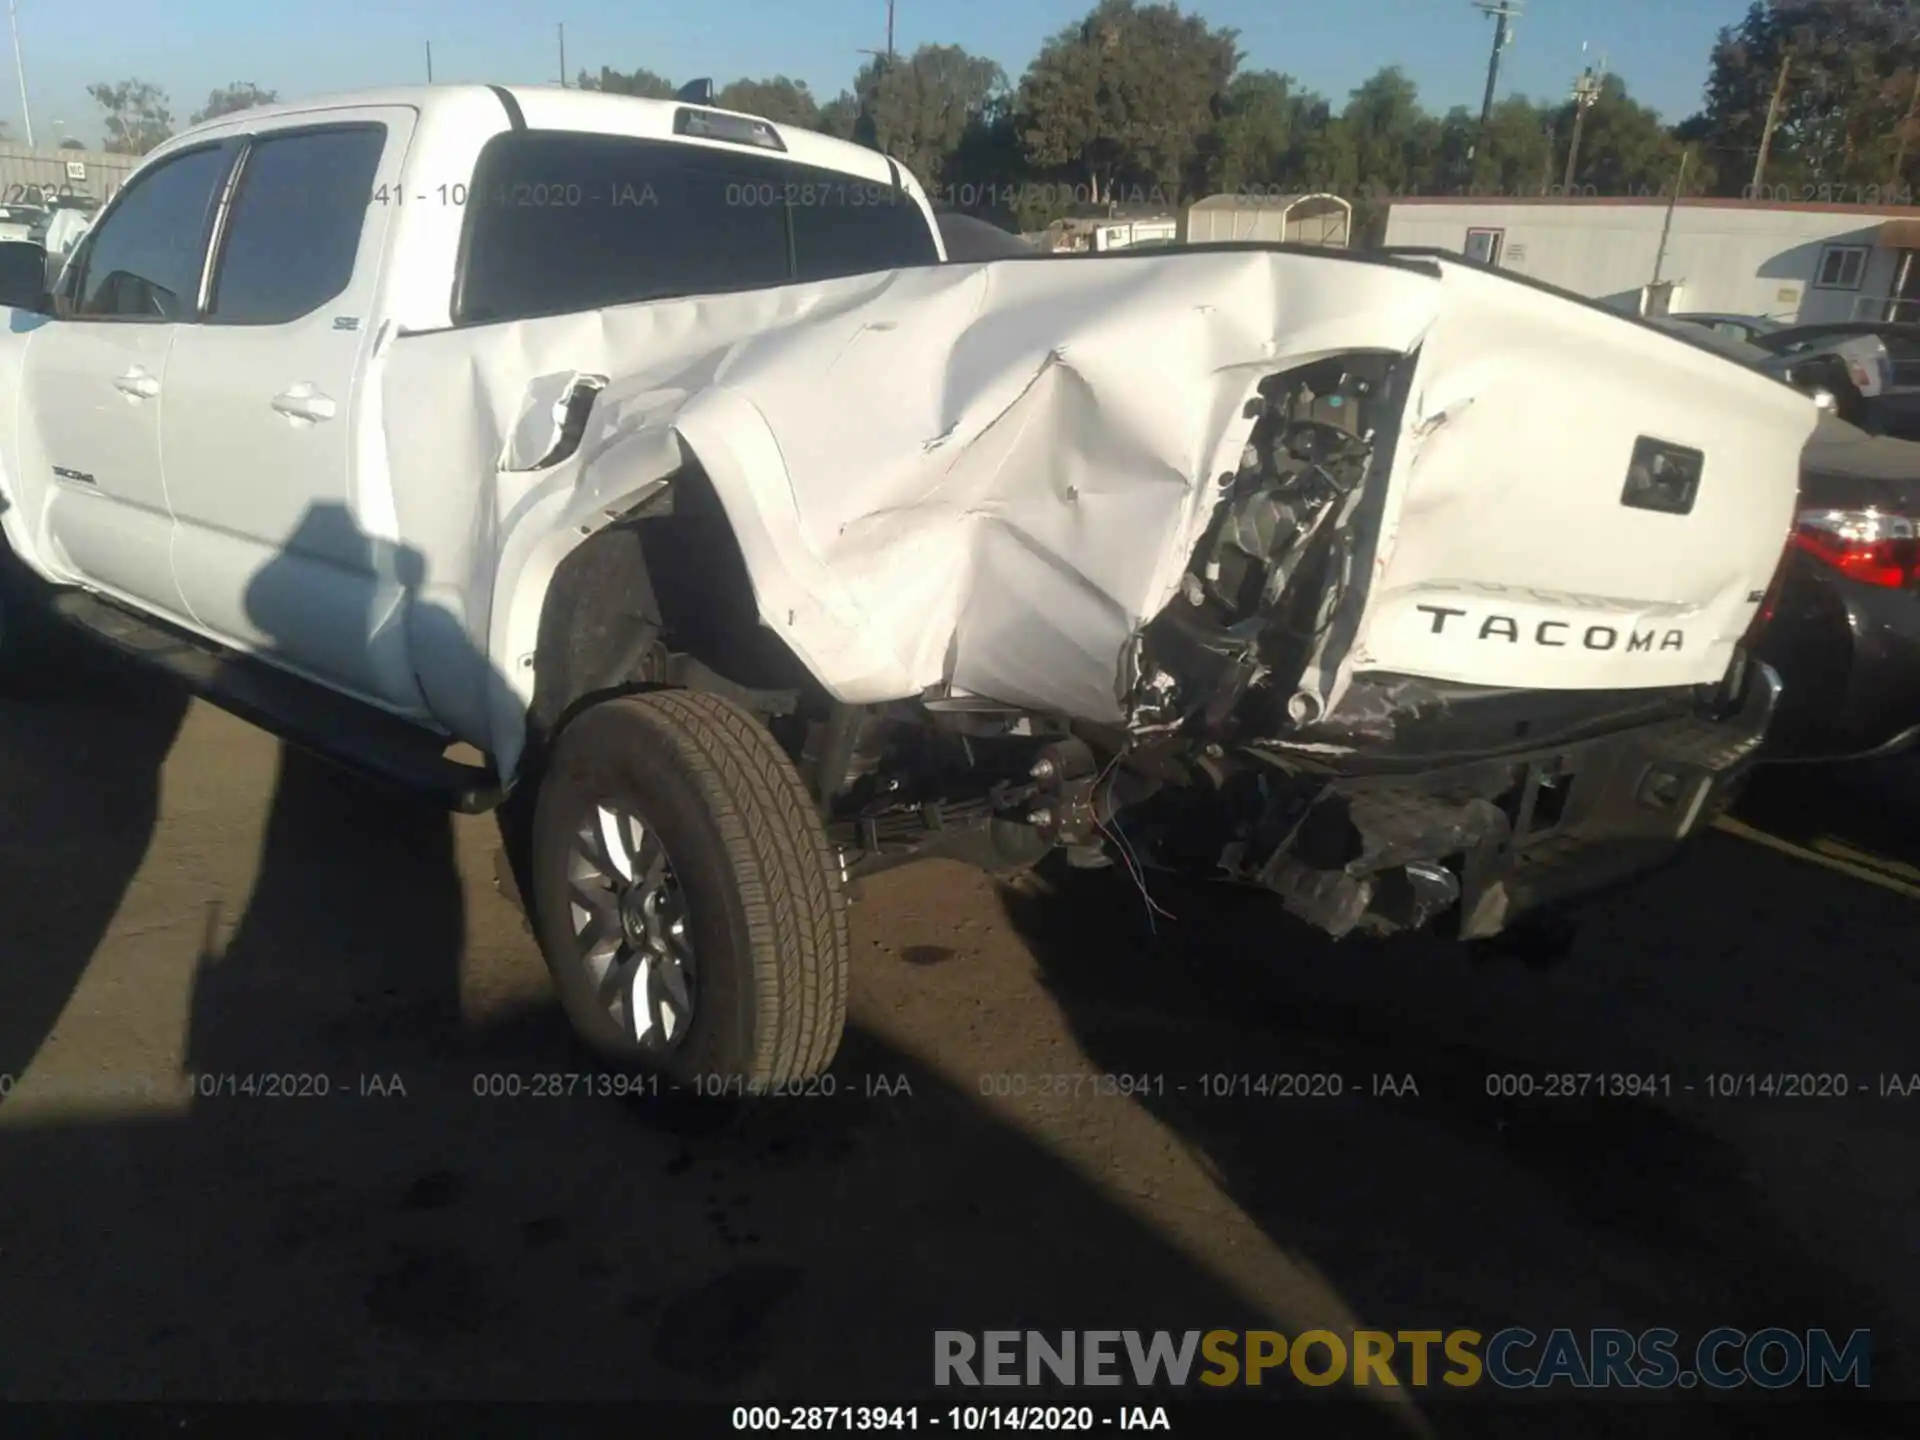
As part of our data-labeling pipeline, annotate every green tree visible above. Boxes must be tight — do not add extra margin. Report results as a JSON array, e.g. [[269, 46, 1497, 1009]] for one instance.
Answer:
[[1342, 67, 1429, 197], [1016, 0, 1239, 204], [1472, 97, 1558, 196], [577, 66, 676, 99], [946, 98, 1068, 227], [715, 76, 822, 129], [1691, 0, 1920, 195], [816, 92, 861, 141], [191, 82, 278, 126], [87, 79, 174, 155], [1279, 95, 1357, 194], [1200, 70, 1297, 193], [849, 45, 1006, 188]]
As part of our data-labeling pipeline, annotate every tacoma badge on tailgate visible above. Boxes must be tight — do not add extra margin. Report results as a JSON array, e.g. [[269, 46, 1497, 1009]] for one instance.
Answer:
[[1416, 604, 1686, 651]]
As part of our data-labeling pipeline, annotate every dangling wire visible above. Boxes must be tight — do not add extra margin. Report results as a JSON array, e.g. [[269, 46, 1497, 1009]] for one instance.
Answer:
[[1087, 746, 1176, 931]]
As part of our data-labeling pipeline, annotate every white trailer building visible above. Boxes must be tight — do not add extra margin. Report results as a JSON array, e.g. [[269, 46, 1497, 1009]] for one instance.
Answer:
[[1381, 196, 1920, 323]]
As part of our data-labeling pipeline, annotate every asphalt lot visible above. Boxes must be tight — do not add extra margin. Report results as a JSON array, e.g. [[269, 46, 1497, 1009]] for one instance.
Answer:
[[1, 632, 1916, 1435]]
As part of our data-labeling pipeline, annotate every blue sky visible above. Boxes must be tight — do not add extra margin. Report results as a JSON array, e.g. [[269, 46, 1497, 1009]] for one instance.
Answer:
[[7, 0, 1753, 151]]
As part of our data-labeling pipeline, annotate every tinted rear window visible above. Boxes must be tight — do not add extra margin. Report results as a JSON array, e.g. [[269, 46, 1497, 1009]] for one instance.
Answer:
[[457, 131, 937, 324], [790, 185, 938, 281]]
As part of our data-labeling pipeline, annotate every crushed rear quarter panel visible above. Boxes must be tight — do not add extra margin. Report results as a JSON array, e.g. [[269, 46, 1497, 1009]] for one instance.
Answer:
[[380, 248, 1816, 762]]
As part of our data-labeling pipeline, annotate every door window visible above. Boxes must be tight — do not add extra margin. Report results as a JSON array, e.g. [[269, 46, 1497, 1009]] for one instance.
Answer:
[[789, 183, 937, 281], [455, 130, 938, 324], [1464, 227, 1504, 266], [68, 145, 233, 321], [207, 126, 387, 325], [457, 132, 792, 323]]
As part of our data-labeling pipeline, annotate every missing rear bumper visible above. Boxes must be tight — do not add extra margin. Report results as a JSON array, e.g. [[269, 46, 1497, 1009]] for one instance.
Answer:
[[1243, 663, 1780, 940]]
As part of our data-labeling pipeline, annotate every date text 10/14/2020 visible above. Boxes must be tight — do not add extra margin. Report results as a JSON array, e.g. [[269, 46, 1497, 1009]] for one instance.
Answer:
[[0, 1071, 409, 1101]]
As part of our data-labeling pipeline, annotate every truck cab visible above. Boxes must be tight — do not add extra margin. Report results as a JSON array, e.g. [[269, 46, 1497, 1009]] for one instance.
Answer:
[[0, 84, 941, 732]]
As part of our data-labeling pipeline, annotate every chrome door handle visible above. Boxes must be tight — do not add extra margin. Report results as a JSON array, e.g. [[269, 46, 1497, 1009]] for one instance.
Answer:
[[271, 385, 337, 423], [113, 367, 160, 399]]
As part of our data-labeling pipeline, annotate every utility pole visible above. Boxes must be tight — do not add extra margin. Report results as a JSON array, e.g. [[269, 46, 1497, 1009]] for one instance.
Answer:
[[1651, 146, 1692, 289], [1465, 0, 1523, 177], [1563, 59, 1605, 193], [851, 5, 897, 166], [558, 23, 567, 86], [1750, 48, 1792, 195], [425, 41, 434, 83], [9, 0, 32, 148]]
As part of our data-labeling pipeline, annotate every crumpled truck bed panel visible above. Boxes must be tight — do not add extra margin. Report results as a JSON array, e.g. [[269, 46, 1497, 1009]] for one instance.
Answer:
[[382, 248, 1816, 743], [385, 250, 1439, 725], [661, 253, 1445, 719]]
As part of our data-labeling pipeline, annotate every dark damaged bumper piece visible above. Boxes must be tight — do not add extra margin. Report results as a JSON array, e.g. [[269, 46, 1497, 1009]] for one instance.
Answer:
[[1242, 662, 1780, 940]]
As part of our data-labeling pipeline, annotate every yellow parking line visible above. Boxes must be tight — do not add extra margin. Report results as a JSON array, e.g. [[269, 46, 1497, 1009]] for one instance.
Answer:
[[1809, 836, 1920, 886], [1712, 816, 1920, 901]]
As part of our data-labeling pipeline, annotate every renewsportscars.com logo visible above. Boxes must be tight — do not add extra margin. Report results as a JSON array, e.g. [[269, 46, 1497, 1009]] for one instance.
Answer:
[[934, 1328, 1872, 1390]]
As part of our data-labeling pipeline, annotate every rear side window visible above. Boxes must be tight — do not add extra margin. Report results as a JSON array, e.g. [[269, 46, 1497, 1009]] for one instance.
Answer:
[[456, 131, 937, 325], [71, 144, 232, 320], [208, 126, 387, 325], [790, 187, 938, 281], [458, 132, 791, 324]]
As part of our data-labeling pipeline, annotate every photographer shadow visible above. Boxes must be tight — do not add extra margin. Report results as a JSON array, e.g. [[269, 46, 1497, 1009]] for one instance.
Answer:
[[0, 500, 1419, 1432]]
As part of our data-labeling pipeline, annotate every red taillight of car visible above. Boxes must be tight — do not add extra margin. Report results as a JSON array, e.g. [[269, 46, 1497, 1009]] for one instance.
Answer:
[[1791, 507, 1919, 588]]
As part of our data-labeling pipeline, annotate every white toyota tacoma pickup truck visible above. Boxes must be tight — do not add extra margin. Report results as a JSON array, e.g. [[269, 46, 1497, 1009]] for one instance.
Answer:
[[0, 85, 1819, 1091]]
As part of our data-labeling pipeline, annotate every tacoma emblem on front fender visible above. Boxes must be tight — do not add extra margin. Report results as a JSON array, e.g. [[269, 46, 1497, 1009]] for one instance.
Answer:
[[1416, 604, 1684, 652]]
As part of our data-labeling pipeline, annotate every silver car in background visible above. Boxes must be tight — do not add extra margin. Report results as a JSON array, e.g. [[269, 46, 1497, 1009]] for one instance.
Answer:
[[1670, 312, 1893, 398]]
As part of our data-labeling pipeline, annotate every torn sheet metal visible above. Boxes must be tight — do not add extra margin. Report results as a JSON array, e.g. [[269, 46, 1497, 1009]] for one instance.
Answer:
[[380, 248, 1817, 753], [1331, 259, 1819, 706]]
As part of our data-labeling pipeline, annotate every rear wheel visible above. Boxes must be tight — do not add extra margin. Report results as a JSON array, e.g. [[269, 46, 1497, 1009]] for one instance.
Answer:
[[528, 689, 850, 1090]]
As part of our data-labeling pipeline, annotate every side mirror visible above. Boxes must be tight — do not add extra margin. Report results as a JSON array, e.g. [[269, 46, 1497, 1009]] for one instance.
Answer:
[[0, 238, 49, 312]]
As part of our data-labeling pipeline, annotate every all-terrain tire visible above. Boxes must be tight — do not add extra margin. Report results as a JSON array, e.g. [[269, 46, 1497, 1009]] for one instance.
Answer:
[[529, 689, 850, 1089]]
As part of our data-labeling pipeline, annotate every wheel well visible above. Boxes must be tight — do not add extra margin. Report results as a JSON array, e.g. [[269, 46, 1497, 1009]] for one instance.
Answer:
[[527, 467, 819, 755]]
